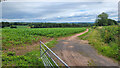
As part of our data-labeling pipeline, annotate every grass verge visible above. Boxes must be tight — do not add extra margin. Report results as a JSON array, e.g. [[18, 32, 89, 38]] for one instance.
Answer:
[[78, 28, 91, 40], [79, 26, 119, 62]]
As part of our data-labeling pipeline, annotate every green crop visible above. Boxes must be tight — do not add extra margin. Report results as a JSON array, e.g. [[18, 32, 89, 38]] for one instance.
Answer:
[[2, 28, 86, 49], [2, 51, 44, 66]]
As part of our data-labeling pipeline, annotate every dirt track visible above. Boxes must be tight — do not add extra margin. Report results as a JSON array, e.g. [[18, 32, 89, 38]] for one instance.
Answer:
[[52, 29, 118, 66]]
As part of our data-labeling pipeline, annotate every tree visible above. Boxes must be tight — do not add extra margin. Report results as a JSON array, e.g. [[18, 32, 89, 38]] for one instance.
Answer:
[[108, 19, 114, 25], [95, 12, 108, 26], [112, 19, 118, 25], [98, 12, 108, 19], [95, 12, 118, 26], [2, 22, 10, 28]]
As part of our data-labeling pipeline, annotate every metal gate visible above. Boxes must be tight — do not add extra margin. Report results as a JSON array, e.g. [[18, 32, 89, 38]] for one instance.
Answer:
[[40, 41, 70, 68]]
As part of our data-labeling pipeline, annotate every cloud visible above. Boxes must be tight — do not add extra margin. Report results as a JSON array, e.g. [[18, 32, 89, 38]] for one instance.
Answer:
[[0, 3, 2, 22], [5, 0, 120, 2], [2, 2, 118, 22]]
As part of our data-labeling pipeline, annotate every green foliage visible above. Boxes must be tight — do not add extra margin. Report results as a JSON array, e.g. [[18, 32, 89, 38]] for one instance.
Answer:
[[78, 29, 91, 40], [98, 26, 118, 44], [98, 12, 108, 19], [80, 26, 119, 61], [2, 51, 44, 66], [29, 23, 93, 28], [1, 22, 93, 28], [2, 28, 86, 49], [95, 12, 118, 26], [7, 51, 16, 56], [16, 26, 29, 28], [2, 39, 58, 66], [1, 22, 10, 28], [97, 26, 119, 60], [10, 25, 17, 28], [92, 26, 96, 29], [45, 40, 58, 48]]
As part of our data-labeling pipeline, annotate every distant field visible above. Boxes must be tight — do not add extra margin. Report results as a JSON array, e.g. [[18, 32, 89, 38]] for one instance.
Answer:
[[2, 28, 86, 49]]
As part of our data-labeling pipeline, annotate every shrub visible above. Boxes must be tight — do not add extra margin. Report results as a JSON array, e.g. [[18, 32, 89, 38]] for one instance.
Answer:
[[10, 25, 17, 28], [92, 26, 96, 29], [97, 26, 119, 60], [98, 26, 118, 44]]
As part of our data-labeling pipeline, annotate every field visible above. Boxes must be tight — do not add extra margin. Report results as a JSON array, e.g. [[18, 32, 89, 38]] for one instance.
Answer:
[[79, 26, 119, 61], [2, 50, 44, 66], [1, 1, 119, 66], [2, 38, 57, 66], [2, 27, 86, 66], [2, 28, 86, 49], [2, 25, 119, 66]]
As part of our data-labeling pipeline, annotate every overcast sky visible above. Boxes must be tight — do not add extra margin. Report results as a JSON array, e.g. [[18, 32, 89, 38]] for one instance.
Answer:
[[1, 0, 119, 22]]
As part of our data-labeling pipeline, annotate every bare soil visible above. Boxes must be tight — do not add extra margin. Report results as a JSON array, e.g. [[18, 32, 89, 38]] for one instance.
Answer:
[[3, 37, 54, 55], [52, 29, 118, 66]]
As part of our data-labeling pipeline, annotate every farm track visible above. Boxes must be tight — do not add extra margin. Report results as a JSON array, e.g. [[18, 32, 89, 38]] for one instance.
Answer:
[[52, 29, 118, 66]]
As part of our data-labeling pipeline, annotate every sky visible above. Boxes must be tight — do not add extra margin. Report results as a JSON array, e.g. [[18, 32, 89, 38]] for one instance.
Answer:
[[1, 0, 119, 22]]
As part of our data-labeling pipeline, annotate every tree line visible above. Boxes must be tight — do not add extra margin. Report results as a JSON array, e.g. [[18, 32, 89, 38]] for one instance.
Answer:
[[29, 23, 93, 28], [0, 22, 93, 28]]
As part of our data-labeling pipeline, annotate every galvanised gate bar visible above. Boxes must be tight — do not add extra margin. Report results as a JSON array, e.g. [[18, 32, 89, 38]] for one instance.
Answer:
[[40, 41, 70, 68]]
